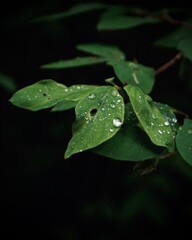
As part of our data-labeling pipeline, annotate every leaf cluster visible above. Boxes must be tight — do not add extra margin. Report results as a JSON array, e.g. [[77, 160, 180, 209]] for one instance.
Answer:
[[10, 3, 192, 170]]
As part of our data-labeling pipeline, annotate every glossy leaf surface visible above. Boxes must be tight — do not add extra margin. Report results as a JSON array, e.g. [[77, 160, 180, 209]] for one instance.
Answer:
[[124, 84, 175, 151], [65, 86, 125, 158]]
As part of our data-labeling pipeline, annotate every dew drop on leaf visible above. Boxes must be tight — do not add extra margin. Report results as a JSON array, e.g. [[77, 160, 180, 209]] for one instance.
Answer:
[[172, 118, 177, 123], [112, 90, 117, 96], [158, 130, 163, 134], [88, 93, 96, 99], [164, 121, 169, 126], [113, 118, 123, 127], [110, 104, 116, 109], [187, 129, 192, 134]]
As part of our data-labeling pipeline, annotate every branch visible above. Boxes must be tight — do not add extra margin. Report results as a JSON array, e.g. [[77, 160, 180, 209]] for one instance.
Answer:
[[161, 13, 192, 29], [155, 51, 183, 75], [159, 151, 177, 161]]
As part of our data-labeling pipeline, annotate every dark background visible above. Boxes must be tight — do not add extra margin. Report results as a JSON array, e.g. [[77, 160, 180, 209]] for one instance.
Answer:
[[1, 0, 192, 239]]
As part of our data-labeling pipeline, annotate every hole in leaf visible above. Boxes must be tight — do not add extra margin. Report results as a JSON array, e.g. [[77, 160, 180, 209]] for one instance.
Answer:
[[90, 108, 98, 117], [43, 93, 47, 96]]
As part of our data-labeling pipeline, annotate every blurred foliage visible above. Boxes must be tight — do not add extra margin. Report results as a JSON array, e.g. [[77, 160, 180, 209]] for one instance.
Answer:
[[1, 0, 192, 239]]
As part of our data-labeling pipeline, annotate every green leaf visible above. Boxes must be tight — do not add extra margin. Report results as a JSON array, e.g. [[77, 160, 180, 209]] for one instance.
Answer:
[[154, 102, 179, 134], [10, 81, 98, 112], [0, 72, 17, 92], [51, 100, 77, 112], [51, 84, 98, 111], [155, 26, 192, 48], [99, 5, 128, 19], [77, 43, 126, 61], [32, 2, 107, 22], [10, 79, 67, 111], [177, 38, 192, 62], [64, 86, 125, 158], [124, 84, 175, 152], [176, 119, 192, 166], [62, 84, 99, 101], [179, 58, 192, 91], [41, 56, 106, 69], [109, 61, 155, 94], [93, 111, 163, 161], [97, 15, 159, 30]]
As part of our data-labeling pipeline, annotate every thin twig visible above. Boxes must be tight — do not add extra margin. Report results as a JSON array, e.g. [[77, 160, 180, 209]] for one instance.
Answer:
[[161, 13, 192, 29], [174, 109, 189, 119], [159, 151, 177, 161], [155, 51, 183, 75]]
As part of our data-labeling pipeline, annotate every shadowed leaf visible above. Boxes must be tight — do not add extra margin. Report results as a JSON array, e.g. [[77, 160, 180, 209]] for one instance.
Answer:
[[177, 38, 192, 62], [98, 15, 159, 30], [155, 25, 192, 48], [0, 73, 17, 92], [176, 119, 192, 166], [41, 56, 106, 69], [32, 2, 107, 22], [77, 43, 126, 61], [93, 117, 163, 161]]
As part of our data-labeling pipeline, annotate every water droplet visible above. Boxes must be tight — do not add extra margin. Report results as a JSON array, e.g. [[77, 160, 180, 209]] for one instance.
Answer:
[[109, 129, 114, 133], [152, 114, 156, 119], [187, 129, 192, 134], [39, 89, 42, 92], [64, 89, 68, 92], [113, 118, 123, 127], [112, 90, 117, 96], [117, 99, 121, 103], [172, 118, 177, 123], [101, 108, 105, 111], [138, 95, 142, 102], [88, 93, 96, 99], [158, 130, 163, 134], [77, 86, 81, 89], [164, 121, 169, 126], [110, 104, 115, 109]]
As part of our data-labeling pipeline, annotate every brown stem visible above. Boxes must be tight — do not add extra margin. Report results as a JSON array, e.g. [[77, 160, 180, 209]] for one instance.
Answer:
[[174, 109, 189, 119], [160, 13, 192, 28], [159, 151, 177, 161], [155, 51, 183, 75]]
